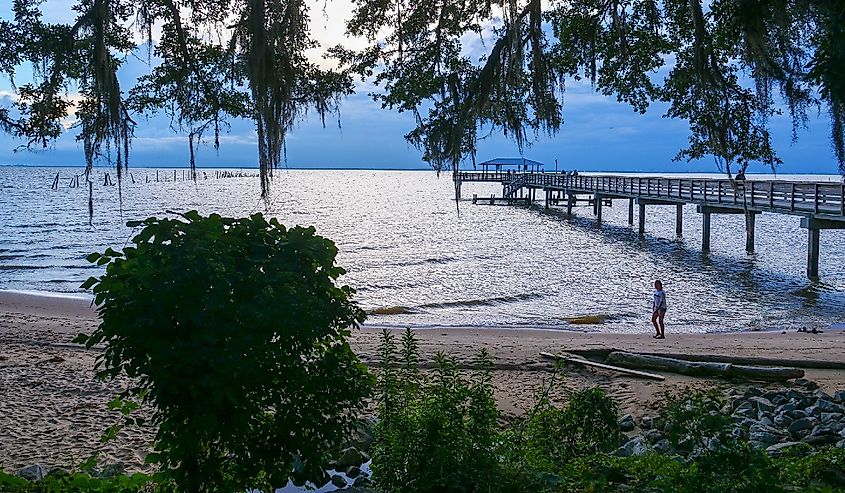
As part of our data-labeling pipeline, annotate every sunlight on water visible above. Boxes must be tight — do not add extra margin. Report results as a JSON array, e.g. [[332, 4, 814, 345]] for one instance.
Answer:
[[1, 166, 844, 333]]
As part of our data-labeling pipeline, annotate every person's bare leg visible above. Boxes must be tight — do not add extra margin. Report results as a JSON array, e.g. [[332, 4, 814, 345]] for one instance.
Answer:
[[652, 311, 660, 336], [658, 310, 666, 338]]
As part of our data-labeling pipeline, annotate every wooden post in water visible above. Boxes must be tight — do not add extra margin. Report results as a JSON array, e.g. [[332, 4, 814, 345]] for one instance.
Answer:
[[676, 204, 683, 237], [807, 227, 820, 279], [745, 212, 756, 252], [702, 212, 711, 252], [595, 193, 602, 223], [628, 198, 634, 225], [566, 194, 574, 216], [638, 202, 646, 236]]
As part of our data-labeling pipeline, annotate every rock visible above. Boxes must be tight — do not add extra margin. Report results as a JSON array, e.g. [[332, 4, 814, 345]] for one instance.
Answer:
[[822, 412, 843, 424], [345, 466, 362, 479], [331, 474, 348, 488], [336, 447, 369, 469], [619, 414, 636, 432], [758, 415, 774, 427], [643, 429, 664, 443], [733, 405, 757, 419], [653, 438, 673, 453], [833, 390, 845, 404], [805, 425, 840, 445], [766, 441, 811, 457], [749, 424, 786, 445], [771, 394, 788, 406], [46, 467, 68, 478], [786, 389, 807, 402], [788, 417, 819, 434], [744, 387, 764, 398], [348, 418, 376, 451], [707, 437, 723, 451], [774, 412, 794, 428], [640, 416, 661, 430], [776, 402, 797, 414], [837, 439, 845, 449], [15, 465, 46, 482], [749, 396, 776, 413], [786, 409, 807, 421], [815, 399, 843, 414], [794, 378, 820, 391], [815, 390, 834, 401], [353, 475, 374, 488], [616, 436, 649, 457], [99, 463, 125, 479]]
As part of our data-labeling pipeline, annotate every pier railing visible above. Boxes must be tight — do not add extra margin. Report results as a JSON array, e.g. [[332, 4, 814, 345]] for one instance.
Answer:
[[455, 172, 845, 219]]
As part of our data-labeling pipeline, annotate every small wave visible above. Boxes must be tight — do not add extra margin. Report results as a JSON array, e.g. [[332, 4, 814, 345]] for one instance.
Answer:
[[418, 293, 542, 310], [367, 306, 417, 316], [0, 265, 52, 270]]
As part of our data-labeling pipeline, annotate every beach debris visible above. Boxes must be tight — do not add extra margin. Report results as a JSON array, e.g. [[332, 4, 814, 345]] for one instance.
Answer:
[[563, 314, 610, 325], [797, 326, 824, 334], [539, 352, 665, 381], [605, 351, 804, 382], [567, 348, 845, 370]]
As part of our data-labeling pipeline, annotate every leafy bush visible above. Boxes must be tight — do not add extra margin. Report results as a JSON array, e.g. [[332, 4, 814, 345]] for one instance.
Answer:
[[499, 384, 621, 490], [0, 470, 156, 492], [76, 212, 371, 492], [370, 329, 500, 493]]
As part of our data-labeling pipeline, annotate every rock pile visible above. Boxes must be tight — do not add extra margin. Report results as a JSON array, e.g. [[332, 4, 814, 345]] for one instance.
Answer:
[[616, 379, 845, 458]]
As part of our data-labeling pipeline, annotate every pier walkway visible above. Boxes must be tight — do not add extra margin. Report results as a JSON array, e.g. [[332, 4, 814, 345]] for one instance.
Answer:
[[455, 171, 845, 279]]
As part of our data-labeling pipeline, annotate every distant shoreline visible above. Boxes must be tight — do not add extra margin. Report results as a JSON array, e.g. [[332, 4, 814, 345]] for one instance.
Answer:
[[1, 164, 844, 177]]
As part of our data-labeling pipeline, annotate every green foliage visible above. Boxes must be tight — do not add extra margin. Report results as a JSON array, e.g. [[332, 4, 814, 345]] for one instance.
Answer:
[[77, 212, 371, 493], [0, 470, 157, 493], [499, 386, 622, 490], [371, 328, 500, 493]]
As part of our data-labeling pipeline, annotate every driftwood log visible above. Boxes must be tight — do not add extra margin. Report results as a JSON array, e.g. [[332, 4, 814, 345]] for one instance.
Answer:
[[569, 348, 845, 370], [606, 351, 804, 382], [539, 352, 665, 381]]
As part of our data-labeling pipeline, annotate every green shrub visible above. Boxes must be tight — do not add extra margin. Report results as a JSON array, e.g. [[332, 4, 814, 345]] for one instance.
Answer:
[[76, 212, 371, 493], [0, 470, 155, 492], [499, 385, 621, 490], [370, 329, 500, 493]]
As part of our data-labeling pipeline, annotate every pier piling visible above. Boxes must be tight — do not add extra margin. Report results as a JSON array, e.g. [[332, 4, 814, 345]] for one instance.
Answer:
[[595, 193, 603, 223], [676, 204, 683, 237], [638, 202, 646, 236], [745, 212, 756, 252]]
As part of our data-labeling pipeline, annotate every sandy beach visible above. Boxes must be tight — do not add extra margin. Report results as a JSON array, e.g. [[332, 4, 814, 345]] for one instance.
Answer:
[[2, 290, 845, 473]]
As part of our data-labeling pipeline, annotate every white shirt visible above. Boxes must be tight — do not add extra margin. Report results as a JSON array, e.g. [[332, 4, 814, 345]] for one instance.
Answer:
[[653, 289, 667, 311]]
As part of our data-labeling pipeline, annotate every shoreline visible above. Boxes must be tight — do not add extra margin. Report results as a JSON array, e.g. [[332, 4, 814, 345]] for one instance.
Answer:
[[3, 289, 840, 335], [3, 289, 845, 473]]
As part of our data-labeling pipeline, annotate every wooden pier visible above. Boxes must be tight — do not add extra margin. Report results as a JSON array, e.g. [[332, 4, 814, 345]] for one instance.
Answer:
[[455, 171, 845, 279]]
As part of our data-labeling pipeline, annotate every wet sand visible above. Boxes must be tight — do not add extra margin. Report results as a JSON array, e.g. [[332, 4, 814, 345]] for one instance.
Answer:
[[2, 290, 845, 472]]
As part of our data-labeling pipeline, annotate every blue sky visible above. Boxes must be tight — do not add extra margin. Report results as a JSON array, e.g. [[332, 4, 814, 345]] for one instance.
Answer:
[[0, 2, 841, 174]]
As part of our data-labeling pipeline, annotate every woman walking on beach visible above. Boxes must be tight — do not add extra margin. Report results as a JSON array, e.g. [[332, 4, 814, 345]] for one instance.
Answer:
[[652, 280, 667, 339]]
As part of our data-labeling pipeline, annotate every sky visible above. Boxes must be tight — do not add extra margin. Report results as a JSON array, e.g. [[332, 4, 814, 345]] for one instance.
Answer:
[[0, 1, 842, 175]]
